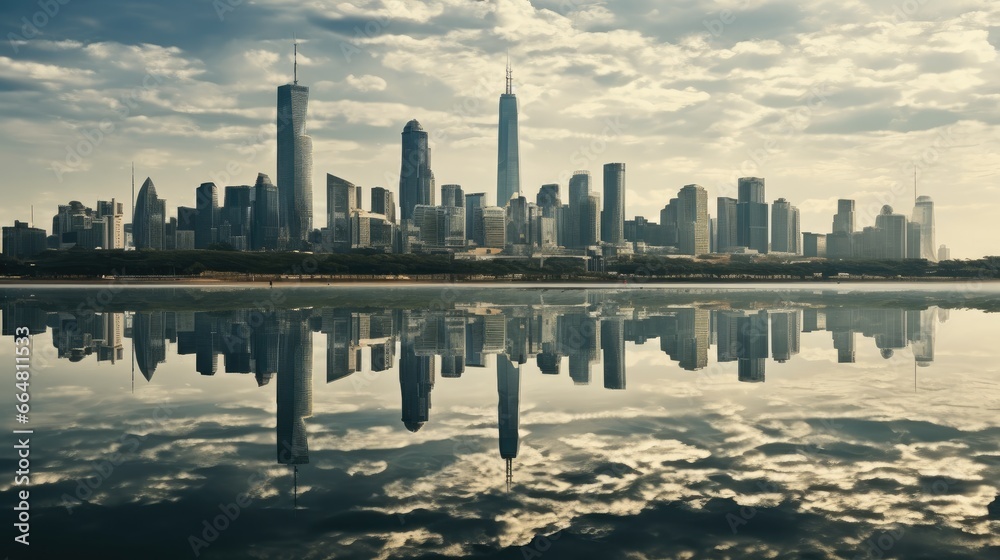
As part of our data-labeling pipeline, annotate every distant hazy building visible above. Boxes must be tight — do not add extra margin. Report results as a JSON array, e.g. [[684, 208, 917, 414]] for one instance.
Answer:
[[737, 177, 768, 253], [2, 221, 46, 259], [133, 177, 165, 250], [802, 233, 827, 257], [716, 197, 737, 252], [771, 198, 800, 254], [601, 163, 626, 244], [399, 120, 435, 221], [506, 194, 530, 246], [222, 185, 253, 250], [496, 61, 520, 208], [677, 184, 709, 255], [938, 244, 950, 260], [277, 69, 313, 247], [912, 195, 935, 261], [832, 199, 856, 234]]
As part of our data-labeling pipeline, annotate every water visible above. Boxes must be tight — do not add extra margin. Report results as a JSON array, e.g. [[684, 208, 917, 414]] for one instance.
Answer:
[[2, 284, 999, 559]]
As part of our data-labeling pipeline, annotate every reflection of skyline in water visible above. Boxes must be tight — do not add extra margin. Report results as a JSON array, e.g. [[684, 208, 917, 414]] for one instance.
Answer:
[[3, 300, 943, 474], [2, 292, 996, 560]]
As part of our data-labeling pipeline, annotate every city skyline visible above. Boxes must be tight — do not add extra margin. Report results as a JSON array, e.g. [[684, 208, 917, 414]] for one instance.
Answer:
[[1, 1, 998, 258]]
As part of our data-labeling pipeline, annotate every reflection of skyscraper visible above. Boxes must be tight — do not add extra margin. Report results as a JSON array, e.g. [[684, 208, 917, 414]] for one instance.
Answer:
[[400, 313, 434, 432], [770, 310, 800, 362], [277, 310, 313, 465], [601, 318, 625, 390], [561, 314, 599, 385], [737, 310, 768, 382], [497, 354, 520, 487], [911, 308, 935, 366], [132, 311, 166, 381]]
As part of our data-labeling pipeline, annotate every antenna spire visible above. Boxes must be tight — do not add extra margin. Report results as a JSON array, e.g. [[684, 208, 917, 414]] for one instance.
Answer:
[[293, 41, 298, 85], [913, 165, 917, 204], [505, 51, 512, 95]]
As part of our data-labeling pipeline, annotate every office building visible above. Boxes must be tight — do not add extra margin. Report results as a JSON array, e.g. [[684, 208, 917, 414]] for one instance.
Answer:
[[276, 53, 314, 247], [677, 184, 709, 255], [912, 195, 935, 261], [399, 119, 435, 220], [601, 163, 626, 244], [771, 198, 800, 254], [2, 221, 47, 259], [737, 177, 768, 253], [496, 60, 521, 208], [802, 232, 827, 257], [133, 177, 165, 250]]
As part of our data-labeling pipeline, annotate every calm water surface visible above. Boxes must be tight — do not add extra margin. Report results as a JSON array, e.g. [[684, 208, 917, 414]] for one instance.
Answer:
[[1, 284, 998, 559]]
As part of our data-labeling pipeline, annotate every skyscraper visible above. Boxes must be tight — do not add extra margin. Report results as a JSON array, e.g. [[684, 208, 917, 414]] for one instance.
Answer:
[[133, 177, 165, 250], [251, 173, 280, 250], [399, 119, 434, 221], [736, 177, 768, 253], [601, 163, 626, 244], [832, 199, 856, 234], [677, 184, 709, 255], [441, 184, 464, 208], [326, 174, 358, 249], [771, 198, 800, 254], [370, 186, 396, 223], [276, 45, 313, 247], [496, 59, 520, 207], [465, 193, 487, 244], [912, 195, 935, 261], [194, 182, 218, 249], [567, 171, 592, 248], [716, 197, 737, 253], [875, 205, 907, 259]]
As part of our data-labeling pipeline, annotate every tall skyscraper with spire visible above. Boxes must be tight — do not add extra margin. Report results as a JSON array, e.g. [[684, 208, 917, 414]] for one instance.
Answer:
[[496, 56, 520, 207], [276, 42, 313, 248]]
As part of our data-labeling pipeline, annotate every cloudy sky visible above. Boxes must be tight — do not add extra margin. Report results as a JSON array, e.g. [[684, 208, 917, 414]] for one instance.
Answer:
[[2, 0, 999, 258]]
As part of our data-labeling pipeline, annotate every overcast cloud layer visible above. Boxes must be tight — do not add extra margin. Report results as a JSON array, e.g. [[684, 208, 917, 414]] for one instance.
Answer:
[[2, 0, 999, 257]]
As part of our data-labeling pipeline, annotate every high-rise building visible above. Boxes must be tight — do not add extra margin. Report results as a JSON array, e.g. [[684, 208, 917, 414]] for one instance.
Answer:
[[326, 174, 359, 250], [441, 184, 464, 208], [133, 177, 165, 250], [736, 177, 768, 253], [497, 60, 520, 208], [194, 182, 218, 249], [802, 233, 827, 257], [399, 119, 434, 221], [579, 193, 601, 247], [567, 171, 595, 248], [251, 173, 280, 250], [771, 198, 800, 254], [222, 185, 253, 250], [938, 244, 950, 260], [370, 186, 396, 224], [2, 221, 46, 259], [677, 185, 708, 255], [480, 206, 506, 249], [832, 199, 856, 234], [465, 193, 487, 244], [716, 197, 737, 253], [506, 194, 530, 246], [536, 184, 560, 216], [912, 195, 935, 261], [601, 163, 626, 244], [276, 51, 313, 247], [875, 205, 907, 259]]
